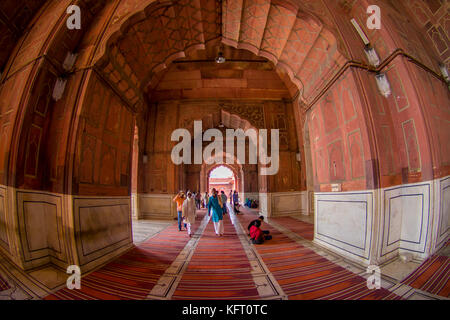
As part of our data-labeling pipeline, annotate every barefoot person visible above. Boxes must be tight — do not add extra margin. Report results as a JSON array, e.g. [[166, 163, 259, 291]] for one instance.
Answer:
[[182, 192, 196, 237], [220, 190, 228, 215], [208, 188, 224, 236]]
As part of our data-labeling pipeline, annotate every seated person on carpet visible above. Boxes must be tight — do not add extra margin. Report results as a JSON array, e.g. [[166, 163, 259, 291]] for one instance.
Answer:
[[247, 216, 271, 239], [249, 220, 271, 244], [233, 201, 241, 214]]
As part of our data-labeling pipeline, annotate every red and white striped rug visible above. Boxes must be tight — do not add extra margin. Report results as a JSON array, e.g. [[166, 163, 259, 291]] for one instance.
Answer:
[[401, 254, 449, 298], [236, 210, 400, 300], [45, 212, 205, 300], [172, 213, 260, 300]]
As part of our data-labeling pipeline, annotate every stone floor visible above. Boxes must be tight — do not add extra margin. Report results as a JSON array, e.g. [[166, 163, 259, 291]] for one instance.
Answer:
[[132, 219, 173, 243], [291, 213, 314, 224], [0, 209, 448, 300]]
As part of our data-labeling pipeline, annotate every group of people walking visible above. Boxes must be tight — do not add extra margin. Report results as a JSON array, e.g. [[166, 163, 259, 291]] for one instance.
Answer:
[[172, 189, 270, 244], [173, 189, 240, 237], [173, 191, 197, 237]]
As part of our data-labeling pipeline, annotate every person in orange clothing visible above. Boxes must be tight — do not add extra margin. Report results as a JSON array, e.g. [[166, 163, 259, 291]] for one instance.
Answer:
[[173, 191, 186, 231]]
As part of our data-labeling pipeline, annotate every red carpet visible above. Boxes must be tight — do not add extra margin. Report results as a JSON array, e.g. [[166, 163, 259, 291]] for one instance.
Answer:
[[401, 254, 450, 298], [270, 216, 314, 240], [172, 213, 260, 300], [0, 274, 9, 291], [45, 212, 205, 300], [237, 209, 400, 300]]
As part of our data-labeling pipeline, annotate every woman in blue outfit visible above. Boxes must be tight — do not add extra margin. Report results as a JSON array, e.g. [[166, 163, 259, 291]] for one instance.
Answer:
[[208, 188, 224, 236]]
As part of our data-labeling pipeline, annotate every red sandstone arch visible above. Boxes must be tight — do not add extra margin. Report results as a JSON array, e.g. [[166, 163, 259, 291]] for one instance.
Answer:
[[203, 157, 244, 196], [91, 0, 347, 105], [184, 111, 262, 203], [0, 0, 448, 273]]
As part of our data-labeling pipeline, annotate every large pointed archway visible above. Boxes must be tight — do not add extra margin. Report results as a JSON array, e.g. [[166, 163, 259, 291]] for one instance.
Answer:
[[0, 0, 447, 277]]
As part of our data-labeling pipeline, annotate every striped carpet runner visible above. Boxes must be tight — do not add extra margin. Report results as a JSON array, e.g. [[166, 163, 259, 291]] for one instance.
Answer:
[[270, 216, 314, 240], [45, 213, 205, 300], [45, 205, 445, 300], [236, 210, 400, 300], [401, 254, 450, 298], [172, 213, 260, 299]]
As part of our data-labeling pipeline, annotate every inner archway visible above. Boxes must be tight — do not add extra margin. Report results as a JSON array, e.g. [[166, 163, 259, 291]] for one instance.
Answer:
[[208, 165, 236, 197]]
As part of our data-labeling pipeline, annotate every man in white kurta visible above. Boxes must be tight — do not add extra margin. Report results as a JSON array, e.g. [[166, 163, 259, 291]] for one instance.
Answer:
[[182, 192, 197, 237]]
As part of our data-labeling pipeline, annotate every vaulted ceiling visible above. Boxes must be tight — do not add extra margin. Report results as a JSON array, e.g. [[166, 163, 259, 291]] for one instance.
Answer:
[[95, 0, 347, 107], [0, 0, 47, 72], [147, 38, 296, 101]]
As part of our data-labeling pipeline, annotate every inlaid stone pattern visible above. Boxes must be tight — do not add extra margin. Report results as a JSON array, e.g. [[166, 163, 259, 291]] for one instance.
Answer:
[[219, 102, 265, 128], [406, 0, 449, 69]]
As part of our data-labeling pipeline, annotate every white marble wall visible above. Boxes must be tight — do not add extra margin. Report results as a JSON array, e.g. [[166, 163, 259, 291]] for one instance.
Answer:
[[270, 192, 308, 217], [314, 176, 449, 266], [432, 176, 450, 252], [73, 196, 133, 272], [138, 194, 177, 219], [256, 192, 309, 218], [0, 185, 136, 272], [0, 186, 72, 270], [314, 191, 374, 265], [379, 182, 431, 262], [0, 186, 8, 253], [131, 193, 139, 219], [258, 193, 269, 217], [16, 190, 68, 270]]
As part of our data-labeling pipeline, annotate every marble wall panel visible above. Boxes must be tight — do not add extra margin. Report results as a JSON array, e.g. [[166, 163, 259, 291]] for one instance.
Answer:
[[139, 194, 176, 219], [16, 190, 67, 269], [73, 197, 132, 267], [270, 191, 307, 217], [314, 191, 374, 264], [380, 182, 431, 261], [433, 176, 450, 252], [0, 186, 8, 252]]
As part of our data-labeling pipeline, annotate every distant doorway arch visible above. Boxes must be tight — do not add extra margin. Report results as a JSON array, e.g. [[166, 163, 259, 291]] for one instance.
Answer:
[[208, 165, 237, 195], [200, 152, 244, 200]]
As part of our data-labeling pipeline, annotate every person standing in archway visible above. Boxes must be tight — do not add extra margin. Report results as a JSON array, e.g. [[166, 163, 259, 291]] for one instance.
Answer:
[[173, 191, 186, 231], [182, 192, 196, 237], [208, 188, 224, 236], [195, 191, 201, 210], [220, 190, 228, 215], [203, 191, 209, 209], [229, 190, 232, 204]]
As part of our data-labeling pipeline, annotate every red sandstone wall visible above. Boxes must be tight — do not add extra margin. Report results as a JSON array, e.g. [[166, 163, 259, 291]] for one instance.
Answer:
[[72, 72, 135, 196], [308, 68, 373, 192], [143, 98, 305, 194], [400, 0, 449, 70], [305, 0, 449, 192]]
